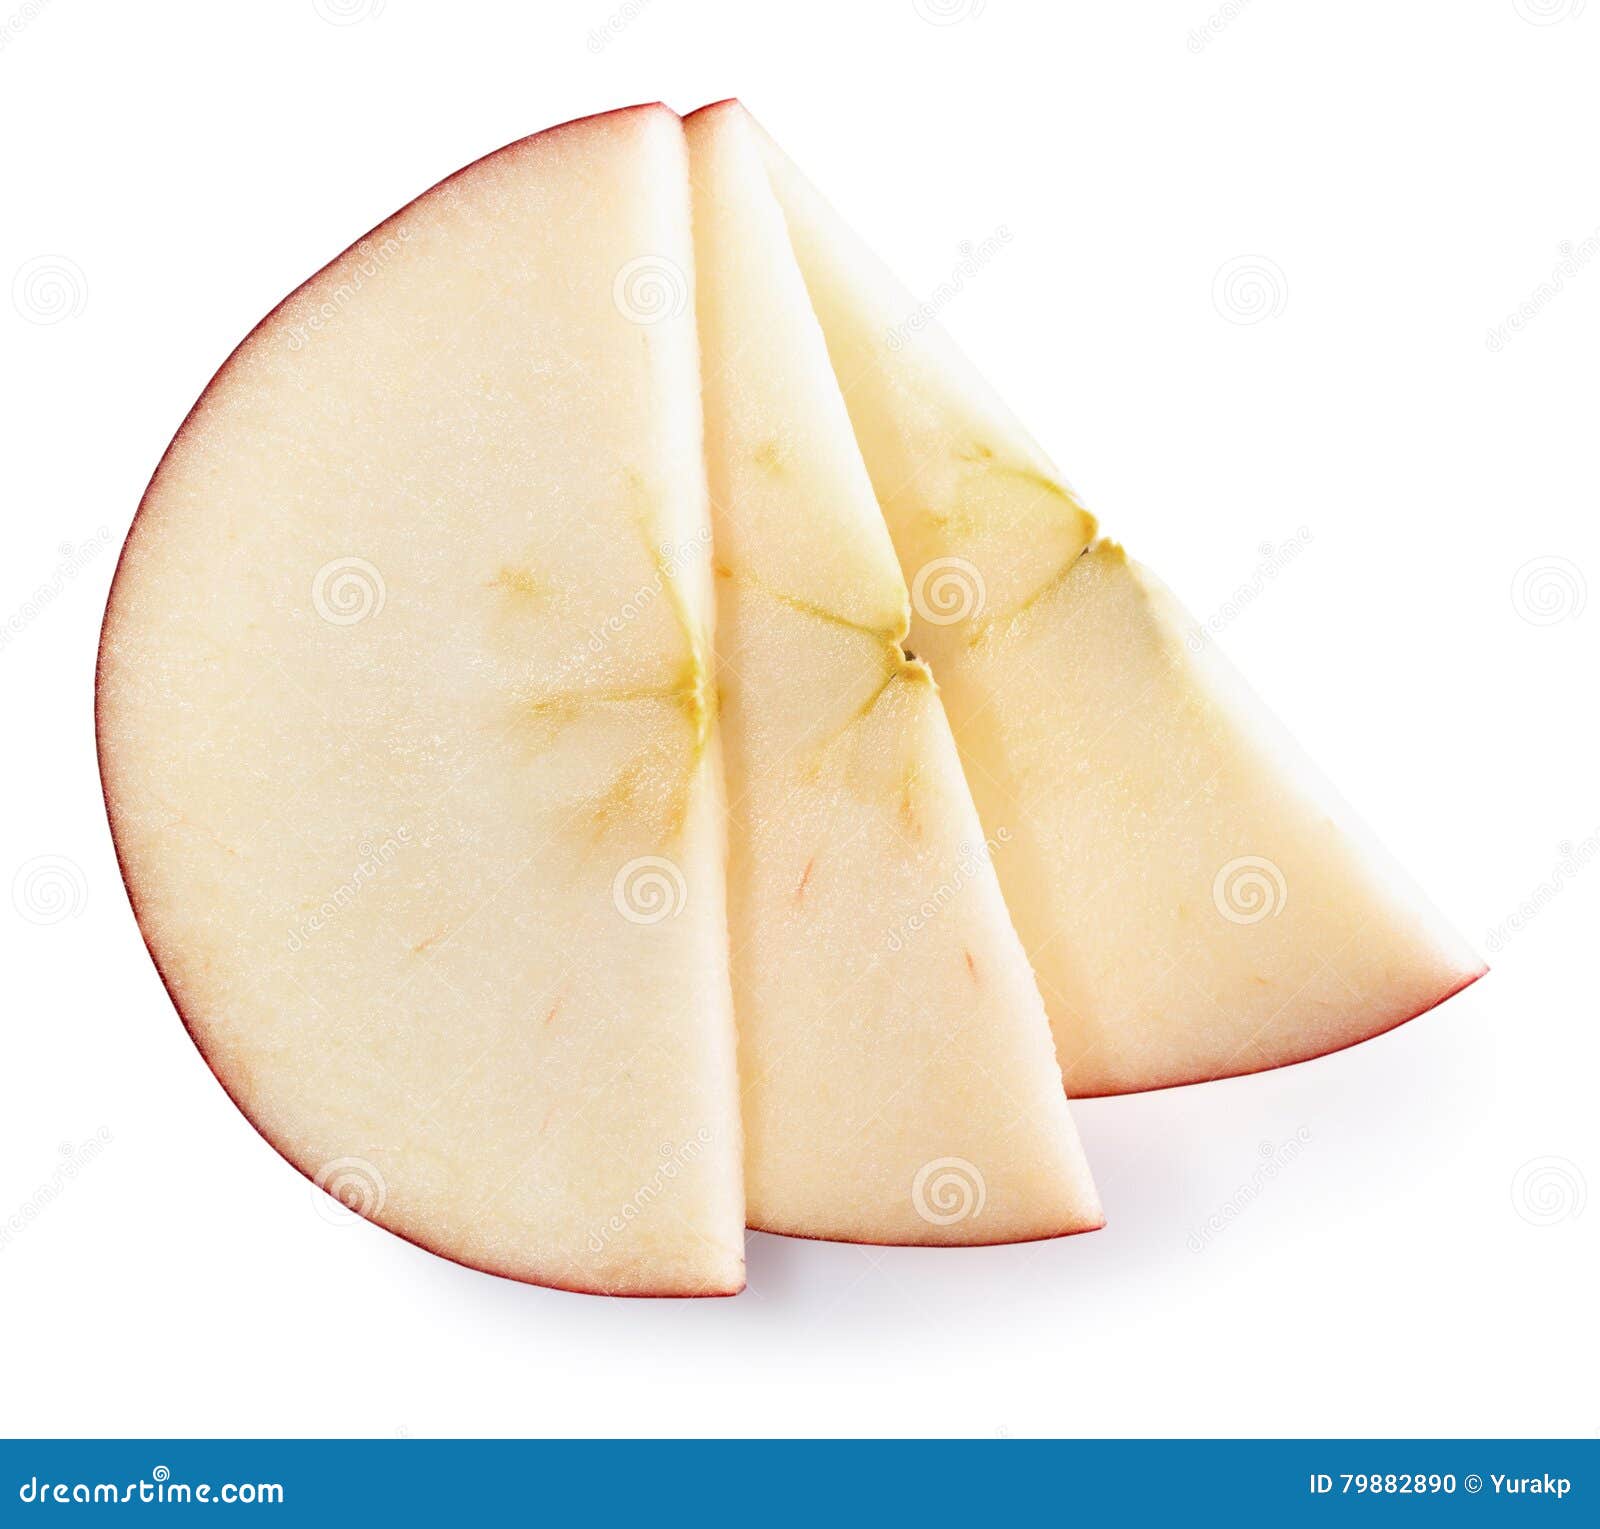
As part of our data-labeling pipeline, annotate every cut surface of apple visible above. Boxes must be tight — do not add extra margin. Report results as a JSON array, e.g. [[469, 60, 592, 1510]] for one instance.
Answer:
[[97, 106, 746, 1296], [963, 540, 1485, 1094], [684, 101, 1101, 1242], [754, 116, 1483, 1095], [101, 92, 1480, 1300]]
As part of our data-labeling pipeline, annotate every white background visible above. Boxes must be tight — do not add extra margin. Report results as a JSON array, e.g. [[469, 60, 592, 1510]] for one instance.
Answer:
[[2, 0, 1595, 1439]]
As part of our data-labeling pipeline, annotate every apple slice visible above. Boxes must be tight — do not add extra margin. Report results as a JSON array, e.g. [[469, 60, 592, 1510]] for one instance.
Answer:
[[684, 101, 1100, 1241], [753, 114, 1484, 1096], [97, 105, 746, 1295]]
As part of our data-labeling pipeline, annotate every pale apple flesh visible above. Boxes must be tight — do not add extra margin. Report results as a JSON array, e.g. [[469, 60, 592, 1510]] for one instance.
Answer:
[[97, 106, 746, 1296], [684, 102, 1100, 1243], [957, 541, 1486, 1094], [99, 90, 1481, 1300], [753, 117, 1483, 1096]]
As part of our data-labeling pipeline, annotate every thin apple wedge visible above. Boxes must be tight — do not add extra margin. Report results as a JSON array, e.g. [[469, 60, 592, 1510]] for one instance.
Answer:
[[751, 110, 1484, 1095], [961, 539, 1487, 1094], [98, 106, 746, 1296], [684, 102, 1101, 1241]]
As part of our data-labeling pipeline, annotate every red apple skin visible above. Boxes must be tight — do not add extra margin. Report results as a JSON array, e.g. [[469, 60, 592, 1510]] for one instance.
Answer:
[[96, 103, 743, 1302], [747, 1220, 1105, 1248], [1065, 966, 1487, 1101]]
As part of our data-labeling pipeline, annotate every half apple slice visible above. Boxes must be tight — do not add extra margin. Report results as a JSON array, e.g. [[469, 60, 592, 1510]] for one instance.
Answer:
[[685, 101, 1101, 1241], [752, 110, 1484, 1096], [97, 106, 746, 1295]]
